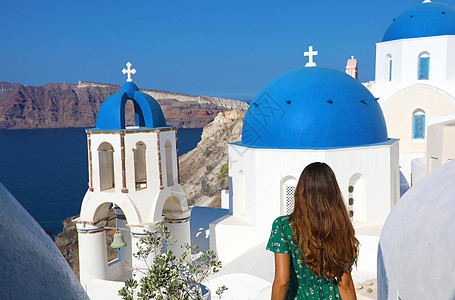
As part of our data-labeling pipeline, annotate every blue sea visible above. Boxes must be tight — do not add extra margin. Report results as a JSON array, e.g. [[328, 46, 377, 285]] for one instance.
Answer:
[[0, 127, 203, 237]]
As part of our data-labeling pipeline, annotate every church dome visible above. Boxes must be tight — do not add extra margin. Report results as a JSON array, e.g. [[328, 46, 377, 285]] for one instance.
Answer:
[[240, 67, 388, 149], [95, 82, 166, 130], [382, 2, 455, 42]]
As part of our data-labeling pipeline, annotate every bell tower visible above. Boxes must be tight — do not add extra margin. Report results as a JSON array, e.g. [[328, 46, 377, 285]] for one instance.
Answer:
[[74, 63, 191, 298]]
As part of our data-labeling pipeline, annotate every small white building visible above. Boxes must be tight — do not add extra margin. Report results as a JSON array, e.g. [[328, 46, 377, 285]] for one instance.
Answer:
[[210, 60, 400, 279], [74, 63, 191, 299], [368, 0, 455, 185]]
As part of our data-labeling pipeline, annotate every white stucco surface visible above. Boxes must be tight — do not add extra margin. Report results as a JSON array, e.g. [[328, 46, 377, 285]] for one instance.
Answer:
[[378, 159, 455, 299], [0, 183, 88, 300]]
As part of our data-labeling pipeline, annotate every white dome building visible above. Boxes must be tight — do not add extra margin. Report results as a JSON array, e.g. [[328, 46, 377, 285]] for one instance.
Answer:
[[210, 61, 400, 282], [378, 159, 455, 299], [0, 183, 88, 299], [369, 0, 455, 186]]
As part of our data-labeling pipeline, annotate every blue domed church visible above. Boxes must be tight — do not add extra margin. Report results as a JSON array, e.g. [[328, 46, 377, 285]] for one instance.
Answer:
[[74, 63, 191, 299], [369, 0, 455, 187], [210, 53, 400, 280]]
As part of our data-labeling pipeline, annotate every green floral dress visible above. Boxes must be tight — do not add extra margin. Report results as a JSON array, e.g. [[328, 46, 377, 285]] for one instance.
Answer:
[[266, 215, 341, 299]]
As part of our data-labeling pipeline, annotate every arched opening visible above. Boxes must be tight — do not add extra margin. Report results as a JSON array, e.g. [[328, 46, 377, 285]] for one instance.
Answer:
[[386, 54, 392, 81], [98, 142, 115, 191], [418, 52, 430, 80], [124, 99, 136, 127], [281, 176, 297, 215], [165, 140, 174, 186], [237, 170, 246, 215], [412, 108, 426, 139], [134, 141, 147, 190], [91, 203, 132, 282], [348, 174, 367, 223]]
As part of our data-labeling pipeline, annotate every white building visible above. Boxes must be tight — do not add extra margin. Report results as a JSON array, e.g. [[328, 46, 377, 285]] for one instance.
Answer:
[[378, 159, 455, 299], [368, 0, 455, 186], [74, 63, 191, 299], [210, 58, 400, 281]]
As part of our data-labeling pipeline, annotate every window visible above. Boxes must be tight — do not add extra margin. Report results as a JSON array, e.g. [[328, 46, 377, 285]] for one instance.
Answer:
[[98, 142, 115, 191], [413, 109, 426, 139], [165, 140, 174, 186], [418, 53, 430, 80], [386, 54, 392, 81], [281, 177, 297, 215], [134, 142, 147, 190]]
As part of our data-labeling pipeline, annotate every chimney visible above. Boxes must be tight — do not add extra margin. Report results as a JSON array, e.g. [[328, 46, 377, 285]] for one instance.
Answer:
[[346, 56, 358, 80]]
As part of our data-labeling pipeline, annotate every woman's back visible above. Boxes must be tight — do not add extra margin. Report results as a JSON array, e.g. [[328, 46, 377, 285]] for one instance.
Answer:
[[268, 162, 358, 300], [267, 215, 340, 299]]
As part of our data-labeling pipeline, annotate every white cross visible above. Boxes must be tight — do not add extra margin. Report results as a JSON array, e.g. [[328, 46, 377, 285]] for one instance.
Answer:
[[304, 46, 318, 67], [122, 62, 136, 82]]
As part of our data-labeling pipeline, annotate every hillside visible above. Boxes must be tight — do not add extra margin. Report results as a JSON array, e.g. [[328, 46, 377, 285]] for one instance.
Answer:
[[179, 110, 245, 207], [0, 81, 249, 130]]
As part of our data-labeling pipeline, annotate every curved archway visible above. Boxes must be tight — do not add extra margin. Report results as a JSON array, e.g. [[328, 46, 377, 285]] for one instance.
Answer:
[[348, 173, 367, 222], [280, 176, 297, 215], [134, 141, 147, 190], [98, 142, 115, 191], [418, 51, 430, 80]]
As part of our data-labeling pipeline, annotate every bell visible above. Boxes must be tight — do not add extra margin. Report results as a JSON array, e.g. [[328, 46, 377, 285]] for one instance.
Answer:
[[110, 229, 127, 249]]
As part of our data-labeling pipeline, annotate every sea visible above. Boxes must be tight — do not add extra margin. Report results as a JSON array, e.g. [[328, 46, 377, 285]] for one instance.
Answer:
[[0, 127, 203, 237]]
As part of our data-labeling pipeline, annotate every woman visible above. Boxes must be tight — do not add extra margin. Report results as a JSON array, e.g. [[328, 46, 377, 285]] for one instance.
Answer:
[[267, 162, 359, 299]]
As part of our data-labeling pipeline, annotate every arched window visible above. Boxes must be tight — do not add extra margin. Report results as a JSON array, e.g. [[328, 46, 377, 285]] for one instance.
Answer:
[[98, 142, 115, 191], [386, 54, 392, 81], [134, 141, 147, 190], [281, 177, 297, 215], [237, 170, 246, 215], [418, 52, 430, 80], [413, 109, 426, 139], [165, 140, 174, 186]]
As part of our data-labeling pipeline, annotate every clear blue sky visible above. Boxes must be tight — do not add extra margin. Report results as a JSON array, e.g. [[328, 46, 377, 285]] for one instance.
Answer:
[[0, 0, 450, 100]]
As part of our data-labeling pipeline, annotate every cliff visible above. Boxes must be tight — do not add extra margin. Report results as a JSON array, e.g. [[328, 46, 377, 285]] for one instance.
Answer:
[[0, 81, 249, 130], [179, 110, 245, 207], [54, 110, 246, 276]]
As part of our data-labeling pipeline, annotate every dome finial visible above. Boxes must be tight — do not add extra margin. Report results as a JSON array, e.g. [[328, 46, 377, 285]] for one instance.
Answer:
[[423, 0, 431, 3], [304, 46, 318, 67], [122, 62, 136, 82]]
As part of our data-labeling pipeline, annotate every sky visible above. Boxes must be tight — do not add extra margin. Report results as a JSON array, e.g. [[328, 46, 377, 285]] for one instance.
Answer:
[[0, 0, 452, 100]]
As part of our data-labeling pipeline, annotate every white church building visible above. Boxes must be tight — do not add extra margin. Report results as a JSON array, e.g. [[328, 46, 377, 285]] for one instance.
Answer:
[[210, 54, 400, 284], [368, 0, 455, 186], [74, 63, 192, 299]]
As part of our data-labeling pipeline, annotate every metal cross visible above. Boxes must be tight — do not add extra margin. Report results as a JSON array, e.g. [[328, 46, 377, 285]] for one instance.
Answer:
[[304, 46, 318, 67], [122, 62, 136, 82]]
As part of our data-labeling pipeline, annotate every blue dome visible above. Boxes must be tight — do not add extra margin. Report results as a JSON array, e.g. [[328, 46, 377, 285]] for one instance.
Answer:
[[383, 2, 455, 42], [239, 68, 388, 149], [95, 82, 166, 130]]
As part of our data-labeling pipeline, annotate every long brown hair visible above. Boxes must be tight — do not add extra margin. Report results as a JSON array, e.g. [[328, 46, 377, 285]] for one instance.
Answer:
[[290, 162, 359, 282]]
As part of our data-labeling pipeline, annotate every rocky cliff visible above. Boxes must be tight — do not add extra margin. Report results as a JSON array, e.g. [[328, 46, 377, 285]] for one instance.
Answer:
[[54, 110, 246, 276], [0, 81, 249, 130], [179, 110, 245, 207]]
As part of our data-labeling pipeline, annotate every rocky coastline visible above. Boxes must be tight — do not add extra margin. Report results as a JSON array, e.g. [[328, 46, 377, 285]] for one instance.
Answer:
[[0, 81, 248, 130]]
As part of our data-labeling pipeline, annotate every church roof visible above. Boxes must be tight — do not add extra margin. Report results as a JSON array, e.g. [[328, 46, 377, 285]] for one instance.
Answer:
[[382, 1, 455, 42], [238, 67, 388, 149], [95, 82, 166, 130]]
